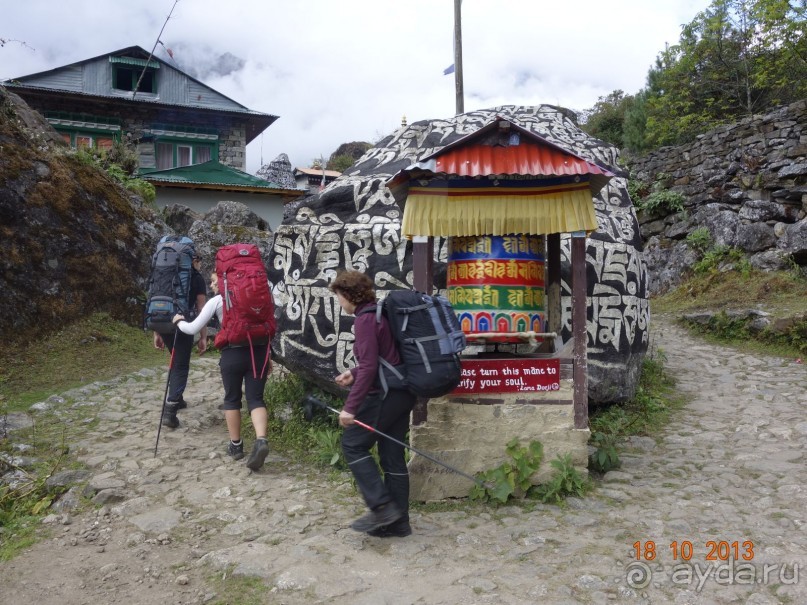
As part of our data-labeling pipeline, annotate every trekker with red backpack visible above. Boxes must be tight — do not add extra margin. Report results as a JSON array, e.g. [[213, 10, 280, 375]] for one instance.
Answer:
[[173, 243, 276, 471]]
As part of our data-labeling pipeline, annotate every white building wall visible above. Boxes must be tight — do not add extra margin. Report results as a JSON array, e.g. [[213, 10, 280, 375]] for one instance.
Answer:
[[154, 188, 288, 231]]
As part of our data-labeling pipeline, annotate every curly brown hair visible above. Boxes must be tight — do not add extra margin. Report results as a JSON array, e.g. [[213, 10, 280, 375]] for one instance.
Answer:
[[329, 270, 375, 305]]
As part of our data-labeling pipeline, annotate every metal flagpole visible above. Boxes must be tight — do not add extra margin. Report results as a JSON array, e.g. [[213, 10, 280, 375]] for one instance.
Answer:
[[133, 0, 180, 100]]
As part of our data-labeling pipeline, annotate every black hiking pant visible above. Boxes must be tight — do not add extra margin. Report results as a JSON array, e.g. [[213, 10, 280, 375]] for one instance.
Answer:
[[161, 329, 194, 403], [219, 344, 270, 412], [341, 389, 416, 515]]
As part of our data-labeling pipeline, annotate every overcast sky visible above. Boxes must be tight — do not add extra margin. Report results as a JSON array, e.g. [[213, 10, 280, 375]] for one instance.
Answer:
[[3, 0, 712, 174]]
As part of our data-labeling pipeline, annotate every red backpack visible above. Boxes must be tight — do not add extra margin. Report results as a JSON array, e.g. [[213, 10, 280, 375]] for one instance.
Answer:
[[214, 244, 276, 376]]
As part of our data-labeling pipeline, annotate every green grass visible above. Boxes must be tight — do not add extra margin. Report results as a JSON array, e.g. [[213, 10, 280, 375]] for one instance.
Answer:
[[0, 437, 79, 561], [0, 312, 167, 412], [0, 512, 41, 560], [653, 268, 807, 358], [652, 269, 807, 319], [590, 348, 684, 439], [206, 571, 274, 605], [264, 372, 347, 468], [587, 267, 806, 458], [0, 313, 170, 560]]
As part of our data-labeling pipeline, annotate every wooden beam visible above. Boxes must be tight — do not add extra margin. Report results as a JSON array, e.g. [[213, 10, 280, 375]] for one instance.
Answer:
[[546, 233, 561, 337], [571, 232, 588, 429], [412, 236, 434, 295]]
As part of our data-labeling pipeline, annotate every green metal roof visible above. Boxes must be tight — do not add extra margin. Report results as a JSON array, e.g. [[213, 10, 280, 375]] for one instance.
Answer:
[[141, 160, 300, 192], [109, 56, 160, 69]]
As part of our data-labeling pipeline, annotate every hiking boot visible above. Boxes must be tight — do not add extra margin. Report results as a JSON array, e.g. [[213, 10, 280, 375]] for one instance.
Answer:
[[350, 502, 403, 532], [161, 403, 180, 429], [227, 441, 244, 460], [246, 438, 269, 471], [367, 518, 412, 538]]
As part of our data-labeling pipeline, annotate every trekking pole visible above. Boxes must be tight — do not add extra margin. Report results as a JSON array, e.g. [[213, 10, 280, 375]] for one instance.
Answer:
[[302, 395, 491, 489], [154, 329, 178, 457]]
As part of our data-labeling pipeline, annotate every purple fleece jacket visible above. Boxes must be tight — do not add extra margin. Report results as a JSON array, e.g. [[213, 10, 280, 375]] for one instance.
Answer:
[[344, 300, 401, 415]]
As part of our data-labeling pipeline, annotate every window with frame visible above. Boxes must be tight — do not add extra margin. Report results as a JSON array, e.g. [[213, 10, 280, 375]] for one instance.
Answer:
[[156, 141, 215, 170], [114, 66, 156, 93], [60, 131, 115, 150]]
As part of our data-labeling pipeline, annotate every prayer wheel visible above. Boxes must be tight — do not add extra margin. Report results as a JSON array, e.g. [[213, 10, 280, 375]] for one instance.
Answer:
[[447, 234, 546, 343]]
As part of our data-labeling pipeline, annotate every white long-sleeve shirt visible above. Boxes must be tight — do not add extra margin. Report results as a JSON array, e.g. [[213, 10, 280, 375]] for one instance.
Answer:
[[176, 294, 222, 335]]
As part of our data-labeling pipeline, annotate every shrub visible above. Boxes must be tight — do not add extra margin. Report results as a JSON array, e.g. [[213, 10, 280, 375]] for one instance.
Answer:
[[69, 143, 155, 204], [532, 454, 591, 504], [124, 178, 156, 204], [469, 438, 543, 504], [309, 426, 346, 469], [636, 189, 686, 214], [627, 178, 651, 202], [686, 228, 712, 255], [264, 371, 348, 467], [588, 431, 621, 473], [693, 246, 747, 274]]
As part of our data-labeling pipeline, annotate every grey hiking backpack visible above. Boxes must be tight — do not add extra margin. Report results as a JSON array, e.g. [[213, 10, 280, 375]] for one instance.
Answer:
[[144, 235, 196, 333], [358, 290, 466, 398]]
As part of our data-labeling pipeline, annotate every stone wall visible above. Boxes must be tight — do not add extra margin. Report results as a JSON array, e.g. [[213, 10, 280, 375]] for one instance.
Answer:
[[409, 381, 589, 501], [216, 123, 246, 170], [624, 100, 807, 294]]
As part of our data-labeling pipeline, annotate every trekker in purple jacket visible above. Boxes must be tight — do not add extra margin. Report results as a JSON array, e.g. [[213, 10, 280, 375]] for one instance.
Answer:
[[329, 270, 415, 537]]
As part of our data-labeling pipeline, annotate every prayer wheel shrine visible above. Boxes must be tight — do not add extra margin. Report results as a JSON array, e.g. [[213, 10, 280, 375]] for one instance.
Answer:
[[387, 117, 614, 500]]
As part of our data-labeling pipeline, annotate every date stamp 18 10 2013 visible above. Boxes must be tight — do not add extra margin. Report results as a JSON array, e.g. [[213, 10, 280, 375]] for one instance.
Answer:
[[632, 540, 755, 562]]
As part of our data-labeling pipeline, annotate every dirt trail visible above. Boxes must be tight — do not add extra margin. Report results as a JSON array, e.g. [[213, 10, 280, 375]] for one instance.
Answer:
[[1, 316, 806, 604]]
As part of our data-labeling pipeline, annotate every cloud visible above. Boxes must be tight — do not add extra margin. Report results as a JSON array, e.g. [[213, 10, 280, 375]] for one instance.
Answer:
[[1, 0, 712, 174]]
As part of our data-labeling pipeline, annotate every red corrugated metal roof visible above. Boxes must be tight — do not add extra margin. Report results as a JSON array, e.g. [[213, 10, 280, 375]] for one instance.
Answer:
[[386, 117, 614, 201], [432, 140, 609, 178]]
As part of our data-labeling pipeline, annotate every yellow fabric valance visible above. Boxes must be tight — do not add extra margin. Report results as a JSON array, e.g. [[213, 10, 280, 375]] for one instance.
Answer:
[[401, 189, 598, 238]]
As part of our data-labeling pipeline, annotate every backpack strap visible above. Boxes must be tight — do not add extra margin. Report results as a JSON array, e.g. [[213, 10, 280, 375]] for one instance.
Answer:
[[355, 303, 401, 397], [355, 305, 379, 320], [245, 332, 272, 379]]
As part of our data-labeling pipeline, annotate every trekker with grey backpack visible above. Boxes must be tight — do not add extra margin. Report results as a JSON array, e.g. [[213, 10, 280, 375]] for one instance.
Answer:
[[145, 235, 207, 429]]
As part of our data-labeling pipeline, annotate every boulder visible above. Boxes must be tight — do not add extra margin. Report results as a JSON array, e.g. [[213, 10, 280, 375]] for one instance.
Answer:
[[0, 86, 162, 337], [256, 153, 297, 190], [643, 239, 700, 293], [739, 199, 799, 223], [736, 223, 776, 253], [203, 200, 268, 231], [161, 203, 202, 235], [749, 249, 791, 272], [780, 217, 807, 265], [268, 106, 649, 404]]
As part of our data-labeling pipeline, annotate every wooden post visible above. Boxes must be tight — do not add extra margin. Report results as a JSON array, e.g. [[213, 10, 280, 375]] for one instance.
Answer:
[[412, 235, 434, 295], [546, 233, 561, 338], [412, 235, 434, 425], [453, 0, 464, 115], [571, 232, 588, 429]]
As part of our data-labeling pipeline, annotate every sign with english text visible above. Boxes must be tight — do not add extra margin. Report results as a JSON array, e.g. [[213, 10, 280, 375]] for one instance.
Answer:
[[453, 358, 561, 394]]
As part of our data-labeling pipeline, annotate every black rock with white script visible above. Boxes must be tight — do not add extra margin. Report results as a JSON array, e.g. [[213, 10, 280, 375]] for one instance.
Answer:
[[268, 106, 648, 404]]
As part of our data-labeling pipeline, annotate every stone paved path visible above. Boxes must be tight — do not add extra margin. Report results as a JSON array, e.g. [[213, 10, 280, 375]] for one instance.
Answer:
[[1, 316, 806, 605]]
